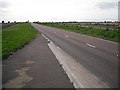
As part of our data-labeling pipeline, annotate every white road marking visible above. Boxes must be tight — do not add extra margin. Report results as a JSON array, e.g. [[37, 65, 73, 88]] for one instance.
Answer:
[[47, 38, 50, 41], [50, 41, 53, 44], [48, 43, 109, 88], [42, 34, 56, 46], [57, 46, 61, 49], [45, 37, 48, 40], [86, 43, 96, 48], [65, 35, 69, 38], [117, 54, 118, 57], [42, 34, 47, 39], [42, 34, 51, 42]]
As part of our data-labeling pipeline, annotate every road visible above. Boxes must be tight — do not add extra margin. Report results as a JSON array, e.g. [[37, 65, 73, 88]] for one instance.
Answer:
[[32, 23, 118, 88], [3, 35, 74, 88]]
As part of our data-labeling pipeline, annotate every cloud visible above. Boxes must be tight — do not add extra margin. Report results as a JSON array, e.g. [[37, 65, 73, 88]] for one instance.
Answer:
[[0, 0, 10, 12], [96, 2, 117, 9]]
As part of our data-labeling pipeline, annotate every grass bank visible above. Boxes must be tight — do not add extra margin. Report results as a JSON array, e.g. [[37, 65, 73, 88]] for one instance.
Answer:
[[38, 22, 119, 43], [2, 23, 39, 59]]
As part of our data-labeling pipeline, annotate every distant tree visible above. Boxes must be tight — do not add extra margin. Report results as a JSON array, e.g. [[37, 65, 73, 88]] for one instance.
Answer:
[[14, 21, 16, 23], [2, 21, 4, 23], [8, 21, 10, 23], [25, 20, 29, 23]]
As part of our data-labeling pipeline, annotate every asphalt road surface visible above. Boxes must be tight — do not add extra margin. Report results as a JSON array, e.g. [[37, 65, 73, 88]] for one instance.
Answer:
[[3, 35, 75, 88], [32, 23, 118, 88]]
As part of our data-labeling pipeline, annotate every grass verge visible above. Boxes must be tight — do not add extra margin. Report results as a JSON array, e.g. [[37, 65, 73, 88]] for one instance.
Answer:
[[2, 23, 40, 59], [38, 22, 119, 43]]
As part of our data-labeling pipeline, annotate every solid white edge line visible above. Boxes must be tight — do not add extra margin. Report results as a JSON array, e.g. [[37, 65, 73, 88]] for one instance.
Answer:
[[48, 43, 109, 88]]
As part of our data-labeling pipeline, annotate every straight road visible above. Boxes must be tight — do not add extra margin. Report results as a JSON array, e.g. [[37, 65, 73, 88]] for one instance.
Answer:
[[32, 23, 118, 88], [3, 35, 74, 88]]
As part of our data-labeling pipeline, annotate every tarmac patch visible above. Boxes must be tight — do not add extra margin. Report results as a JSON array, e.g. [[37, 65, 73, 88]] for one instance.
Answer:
[[3, 67, 32, 88], [25, 60, 34, 64]]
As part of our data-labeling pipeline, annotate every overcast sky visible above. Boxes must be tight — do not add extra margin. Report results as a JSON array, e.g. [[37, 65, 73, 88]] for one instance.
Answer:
[[0, 0, 119, 22]]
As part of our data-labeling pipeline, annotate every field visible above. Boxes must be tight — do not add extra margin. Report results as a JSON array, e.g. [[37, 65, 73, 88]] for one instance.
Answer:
[[2, 23, 39, 59], [37, 22, 119, 43]]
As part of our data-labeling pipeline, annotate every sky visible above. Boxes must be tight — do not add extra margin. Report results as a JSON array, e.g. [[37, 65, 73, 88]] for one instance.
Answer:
[[0, 0, 119, 22]]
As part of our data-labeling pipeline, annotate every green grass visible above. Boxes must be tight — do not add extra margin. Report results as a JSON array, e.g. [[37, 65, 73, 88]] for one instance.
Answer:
[[2, 23, 39, 59], [39, 22, 119, 43]]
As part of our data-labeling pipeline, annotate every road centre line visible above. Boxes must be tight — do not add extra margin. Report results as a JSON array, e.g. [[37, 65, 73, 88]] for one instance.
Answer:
[[65, 35, 69, 38], [86, 43, 96, 48]]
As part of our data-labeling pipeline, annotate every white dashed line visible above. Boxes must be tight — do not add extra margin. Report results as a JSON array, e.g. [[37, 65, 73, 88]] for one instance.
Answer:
[[41, 34, 44, 37], [48, 43, 109, 88], [57, 46, 61, 49], [86, 43, 96, 48], [117, 54, 118, 57], [47, 38, 50, 41], [42, 34, 47, 39], [42, 34, 51, 42], [50, 41, 53, 44], [65, 35, 69, 38]]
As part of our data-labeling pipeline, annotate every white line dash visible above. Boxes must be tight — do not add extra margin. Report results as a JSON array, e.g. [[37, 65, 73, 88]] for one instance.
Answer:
[[65, 35, 69, 38], [42, 34, 47, 39], [117, 54, 118, 57], [57, 46, 61, 49], [86, 43, 96, 48], [48, 43, 109, 88], [45, 37, 48, 40], [46, 38, 50, 41], [41, 34, 45, 37], [50, 41, 53, 44]]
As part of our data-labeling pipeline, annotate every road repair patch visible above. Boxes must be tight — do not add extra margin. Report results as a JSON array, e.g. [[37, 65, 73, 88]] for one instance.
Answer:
[[25, 60, 34, 64], [3, 67, 32, 88]]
